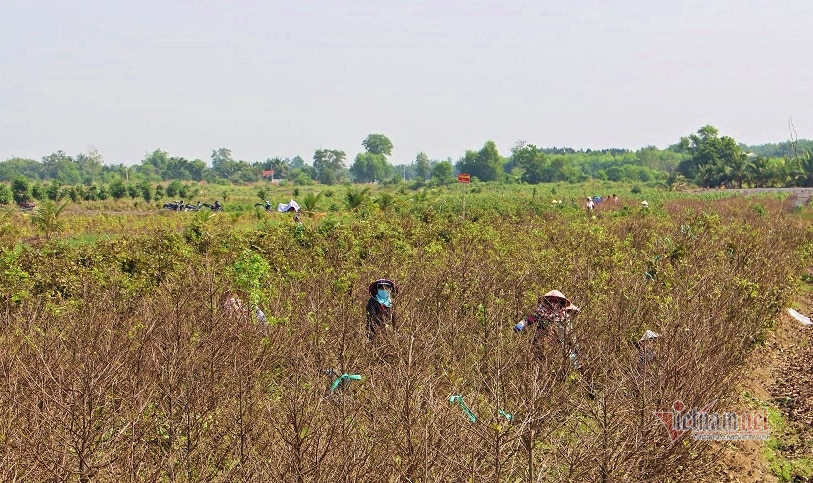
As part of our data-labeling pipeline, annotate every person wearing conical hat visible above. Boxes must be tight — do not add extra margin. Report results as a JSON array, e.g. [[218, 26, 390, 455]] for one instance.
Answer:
[[636, 329, 661, 364], [515, 290, 582, 368], [366, 279, 397, 340]]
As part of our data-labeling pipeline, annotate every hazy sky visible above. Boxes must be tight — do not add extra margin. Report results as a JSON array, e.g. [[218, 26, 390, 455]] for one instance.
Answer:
[[2, 0, 812, 166]]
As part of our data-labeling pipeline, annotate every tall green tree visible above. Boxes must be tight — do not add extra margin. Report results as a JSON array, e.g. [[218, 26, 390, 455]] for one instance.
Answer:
[[313, 149, 346, 185], [512, 144, 547, 184], [75, 149, 103, 184], [362, 134, 393, 157], [142, 150, 170, 176], [415, 152, 430, 180], [0, 157, 42, 181], [431, 161, 454, 185], [289, 155, 306, 170], [677, 125, 742, 183], [42, 151, 81, 185], [211, 147, 242, 180], [456, 141, 503, 182], [163, 156, 205, 180], [350, 152, 392, 182], [264, 157, 289, 179]]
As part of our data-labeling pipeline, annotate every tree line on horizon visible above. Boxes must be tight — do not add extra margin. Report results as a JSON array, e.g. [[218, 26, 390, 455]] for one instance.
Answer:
[[0, 128, 810, 204]]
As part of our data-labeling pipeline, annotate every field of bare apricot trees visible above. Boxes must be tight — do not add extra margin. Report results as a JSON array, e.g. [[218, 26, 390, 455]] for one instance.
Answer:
[[0, 191, 810, 481]]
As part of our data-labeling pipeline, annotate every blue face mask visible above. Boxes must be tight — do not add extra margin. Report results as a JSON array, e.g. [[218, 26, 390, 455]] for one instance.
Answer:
[[376, 288, 392, 307]]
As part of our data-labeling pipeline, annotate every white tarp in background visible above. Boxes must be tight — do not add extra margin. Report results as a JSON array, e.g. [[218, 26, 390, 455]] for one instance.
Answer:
[[277, 199, 301, 213]]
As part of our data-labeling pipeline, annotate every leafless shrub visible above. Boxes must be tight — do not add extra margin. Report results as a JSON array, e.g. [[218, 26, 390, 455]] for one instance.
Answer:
[[0, 197, 806, 480]]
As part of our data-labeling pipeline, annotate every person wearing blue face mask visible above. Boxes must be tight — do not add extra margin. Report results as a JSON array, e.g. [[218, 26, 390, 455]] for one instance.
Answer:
[[366, 279, 397, 340]]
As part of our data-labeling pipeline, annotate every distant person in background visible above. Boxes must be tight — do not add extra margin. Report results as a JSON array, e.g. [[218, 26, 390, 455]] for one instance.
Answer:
[[224, 292, 267, 325], [366, 279, 397, 340], [255, 307, 267, 325]]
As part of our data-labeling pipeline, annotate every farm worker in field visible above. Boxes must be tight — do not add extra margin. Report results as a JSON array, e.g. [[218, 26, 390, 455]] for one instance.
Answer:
[[224, 293, 246, 314], [636, 329, 661, 364], [514, 290, 582, 368], [225, 292, 268, 325], [255, 307, 267, 325], [366, 279, 397, 340]]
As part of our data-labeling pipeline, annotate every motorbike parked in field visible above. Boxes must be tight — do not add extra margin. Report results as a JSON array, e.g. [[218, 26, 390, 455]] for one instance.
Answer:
[[163, 200, 222, 212]]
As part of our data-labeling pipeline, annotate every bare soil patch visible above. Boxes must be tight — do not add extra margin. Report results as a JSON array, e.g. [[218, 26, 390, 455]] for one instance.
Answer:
[[716, 291, 813, 481]]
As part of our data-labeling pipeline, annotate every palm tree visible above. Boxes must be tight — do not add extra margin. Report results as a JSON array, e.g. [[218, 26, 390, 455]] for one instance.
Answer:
[[798, 152, 813, 187], [301, 191, 323, 212], [789, 152, 813, 187], [269, 158, 288, 179], [724, 154, 751, 188], [413, 188, 430, 202], [745, 156, 771, 188], [345, 186, 370, 210], [375, 192, 395, 211], [768, 159, 790, 187], [194, 207, 216, 225], [696, 164, 718, 188], [30, 200, 69, 238], [663, 171, 686, 191]]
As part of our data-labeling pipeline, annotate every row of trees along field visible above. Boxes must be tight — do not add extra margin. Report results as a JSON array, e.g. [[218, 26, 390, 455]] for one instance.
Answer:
[[0, 127, 811, 198]]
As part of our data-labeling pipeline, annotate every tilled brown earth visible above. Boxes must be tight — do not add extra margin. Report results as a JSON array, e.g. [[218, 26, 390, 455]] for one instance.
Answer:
[[713, 297, 813, 482], [769, 305, 813, 464], [772, 339, 813, 426]]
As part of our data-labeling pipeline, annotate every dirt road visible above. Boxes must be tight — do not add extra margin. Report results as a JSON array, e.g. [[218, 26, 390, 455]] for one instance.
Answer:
[[726, 187, 813, 207]]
